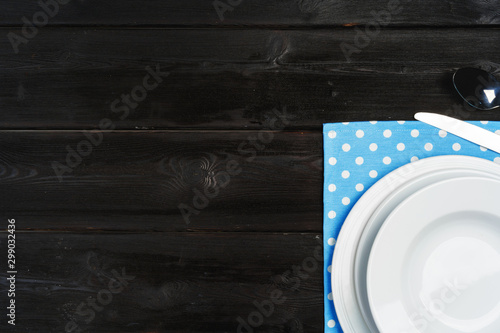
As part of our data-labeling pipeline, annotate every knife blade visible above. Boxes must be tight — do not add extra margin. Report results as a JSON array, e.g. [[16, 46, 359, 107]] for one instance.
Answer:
[[414, 112, 500, 154]]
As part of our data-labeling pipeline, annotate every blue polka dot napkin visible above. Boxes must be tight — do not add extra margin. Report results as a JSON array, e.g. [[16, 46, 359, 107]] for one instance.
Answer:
[[323, 120, 500, 332]]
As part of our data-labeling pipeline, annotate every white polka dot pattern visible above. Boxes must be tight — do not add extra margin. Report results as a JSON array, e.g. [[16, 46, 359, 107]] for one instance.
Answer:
[[323, 120, 500, 332]]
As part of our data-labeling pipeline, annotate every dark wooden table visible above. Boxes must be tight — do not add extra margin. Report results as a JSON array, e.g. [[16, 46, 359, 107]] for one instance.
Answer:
[[1, 1, 499, 332]]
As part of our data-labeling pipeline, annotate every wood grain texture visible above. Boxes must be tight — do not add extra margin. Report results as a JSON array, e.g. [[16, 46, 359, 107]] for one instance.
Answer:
[[1, 28, 500, 130], [0, 130, 322, 232], [3, 0, 500, 331], [0, 232, 323, 332], [1, 0, 499, 26]]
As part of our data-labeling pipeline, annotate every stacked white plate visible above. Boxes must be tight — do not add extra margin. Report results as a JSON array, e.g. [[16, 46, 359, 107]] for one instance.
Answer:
[[331, 155, 500, 333]]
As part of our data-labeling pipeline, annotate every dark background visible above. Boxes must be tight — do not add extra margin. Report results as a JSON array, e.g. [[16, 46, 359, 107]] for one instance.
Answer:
[[1, 0, 499, 332]]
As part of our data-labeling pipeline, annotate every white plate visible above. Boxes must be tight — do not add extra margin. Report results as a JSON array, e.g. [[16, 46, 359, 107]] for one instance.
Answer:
[[367, 177, 500, 333], [332, 156, 500, 333], [354, 169, 500, 332]]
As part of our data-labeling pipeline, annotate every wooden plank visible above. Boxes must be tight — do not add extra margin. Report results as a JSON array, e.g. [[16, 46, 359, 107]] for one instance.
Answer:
[[0, 130, 323, 232], [0, 231, 323, 332], [1, 28, 500, 129], [1, 0, 499, 26]]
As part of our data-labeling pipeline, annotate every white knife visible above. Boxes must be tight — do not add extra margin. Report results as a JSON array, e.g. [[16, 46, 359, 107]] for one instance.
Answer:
[[414, 112, 500, 154]]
